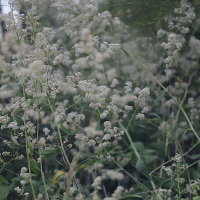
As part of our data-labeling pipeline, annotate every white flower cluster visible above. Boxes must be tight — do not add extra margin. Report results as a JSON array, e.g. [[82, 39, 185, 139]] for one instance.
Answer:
[[79, 80, 111, 109], [91, 176, 102, 190], [171, 153, 182, 163], [84, 122, 104, 138], [16, 154, 24, 160], [2, 151, 10, 156], [66, 112, 85, 124], [85, 162, 104, 173], [91, 176, 102, 200], [74, 133, 96, 150], [162, 153, 186, 181], [159, 189, 172, 199], [186, 179, 200, 195], [7, 121, 19, 131], [161, 166, 173, 177], [0, 115, 10, 129], [175, 177, 185, 184], [15, 186, 22, 194], [161, 33, 184, 69], [190, 108, 200, 121], [75, 194, 84, 200], [111, 79, 118, 88], [20, 121, 36, 134], [102, 170, 124, 181], [158, 121, 170, 132], [111, 186, 124, 199], [165, 97, 177, 108], [157, 0, 196, 79], [3, 139, 11, 146], [165, 0, 196, 29], [20, 167, 29, 179]]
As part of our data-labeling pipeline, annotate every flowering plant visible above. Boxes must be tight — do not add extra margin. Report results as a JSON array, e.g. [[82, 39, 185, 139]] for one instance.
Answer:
[[0, 0, 200, 199]]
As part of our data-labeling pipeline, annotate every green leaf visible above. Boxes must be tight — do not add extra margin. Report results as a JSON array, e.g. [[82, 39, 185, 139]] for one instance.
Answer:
[[30, 158, 40, 171], [11, 133, 18, 145], [133, 142, 144, 151], [157, 139, 165, 159], [79, 158, 98, 170], [30, 163, 39, 174], [109, 146, 122, 153], [28, 140, 34, 156], [51, 66, 55, 75], [121, 194, 143, 199], [141, 149, 156, 155], [136, 159, 151, 180], [180, 188, 188, 195], [0, 186, 9, 199], [131, 152, 138, 165], [41, 148, 57, 155], [154, 90, 165, 104], [0, 175, 9, 184], [136, 125, 147, 129], [144, 155, 157, 165], [86, 196, 93, 200], [172, 58, 175, 65], [118, 152, 131, 158], [46, 179, 57, 188], [146, 113, 161, 119], [189, 154, 200, 160], [193, 197, 200, 200], [150, 131, 163, 139], [60, 124, 75, 135], [30, 158, 40, 174]]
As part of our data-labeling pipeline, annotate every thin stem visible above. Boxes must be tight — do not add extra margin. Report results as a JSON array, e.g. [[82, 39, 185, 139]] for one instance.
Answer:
[[126, 106, 139, 130], [118, 121, 141, 159], [36, 108, 49, 200], [22, 83, 36, 200], [112, 158, 151, 192]]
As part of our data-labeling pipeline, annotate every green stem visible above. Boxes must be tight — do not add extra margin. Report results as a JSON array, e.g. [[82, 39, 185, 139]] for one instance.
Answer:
[[36, 108, 49, 200], [112, 158, 151, 192], [175, 74, 193, 125], [22, 83, 36, 200], [118, 121, 141, 159], [126, 106, 139, 130]]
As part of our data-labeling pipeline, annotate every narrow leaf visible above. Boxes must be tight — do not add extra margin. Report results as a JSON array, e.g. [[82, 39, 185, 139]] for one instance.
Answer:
[[121, 194, 143, 199], [60, 124, 75, 135], [144, 155, 157, 165], [193, 197, 200, 200], [0, 174, 9, 184], [189, 154, 200, 160], [154, 90, 165, 104], [121, 47, 130, 57], [11, 133, 18, 145], [30, 163, 39, 174], [136, 159, 151, 180], [133, 142, 144, 151], [52, 170, 67, 184], [30, 158, 40, 171], [30, 158, 40, 174], [28, 140, 34, 156], [0, 186, 9, 199], [150, 131, 163, 139], [79, 158, 98, 169], [41, 148, 57, 155]]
